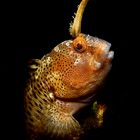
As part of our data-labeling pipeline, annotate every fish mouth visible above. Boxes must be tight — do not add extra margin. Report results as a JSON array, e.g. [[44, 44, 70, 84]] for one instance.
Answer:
[[99, 43, 114, 62], [84, 34, 114, 70], [101, 42, 114, 58], [91, 38, 114, 70]]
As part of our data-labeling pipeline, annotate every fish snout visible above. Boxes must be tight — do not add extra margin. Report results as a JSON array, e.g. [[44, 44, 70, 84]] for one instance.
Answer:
[[92, 41, 114, 70]]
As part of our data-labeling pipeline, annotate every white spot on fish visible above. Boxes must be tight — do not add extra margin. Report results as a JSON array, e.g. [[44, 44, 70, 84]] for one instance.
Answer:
[[49, 92, 55, 101], [74, 58, 82, 65], [54, 46, 60, 52], [65, 40, 72, 47], [94, 61, 102, 69], [46, 56, 52, 65], [51, 72, 60, 79], [66, 42, 70, 47]]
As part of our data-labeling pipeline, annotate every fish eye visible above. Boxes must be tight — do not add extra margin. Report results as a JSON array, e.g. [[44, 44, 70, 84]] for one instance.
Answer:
[[73, 35, 87, 53], [75, 43, 83, 51], [74, 43, 86, 53]]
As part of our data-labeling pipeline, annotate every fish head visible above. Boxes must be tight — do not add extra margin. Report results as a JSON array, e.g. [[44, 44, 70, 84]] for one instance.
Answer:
[[46, 33, 114, 100]]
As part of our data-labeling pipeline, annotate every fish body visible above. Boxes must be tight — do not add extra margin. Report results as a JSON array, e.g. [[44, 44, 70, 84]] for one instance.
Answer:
[[24, 0, 114, 139], [24, 33, 114, 139]]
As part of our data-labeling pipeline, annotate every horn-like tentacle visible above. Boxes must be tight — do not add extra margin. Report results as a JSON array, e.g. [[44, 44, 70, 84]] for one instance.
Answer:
[[69, 0, 89, 37]]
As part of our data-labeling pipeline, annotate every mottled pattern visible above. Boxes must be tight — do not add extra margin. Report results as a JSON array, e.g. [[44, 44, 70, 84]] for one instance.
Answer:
[[24, 33, 114, 140]]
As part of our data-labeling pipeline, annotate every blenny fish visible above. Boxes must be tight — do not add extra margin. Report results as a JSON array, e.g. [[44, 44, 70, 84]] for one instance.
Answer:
[[24, 0, 114, 139]]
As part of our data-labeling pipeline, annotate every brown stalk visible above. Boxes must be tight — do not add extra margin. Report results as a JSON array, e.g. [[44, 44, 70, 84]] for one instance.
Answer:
[[69, 0, 89, 37]]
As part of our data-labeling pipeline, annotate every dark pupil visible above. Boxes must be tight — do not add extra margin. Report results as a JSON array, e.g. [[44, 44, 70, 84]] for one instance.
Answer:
[[76, 43, 83, 51]]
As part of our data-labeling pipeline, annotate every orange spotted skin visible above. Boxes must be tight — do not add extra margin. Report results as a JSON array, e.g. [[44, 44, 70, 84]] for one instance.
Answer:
[[24, 33, 114, 139], [48, 34, 113, 99]]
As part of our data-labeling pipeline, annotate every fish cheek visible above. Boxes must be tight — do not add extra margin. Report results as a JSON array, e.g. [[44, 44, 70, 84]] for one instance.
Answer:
[[62, 63, 93, 96]]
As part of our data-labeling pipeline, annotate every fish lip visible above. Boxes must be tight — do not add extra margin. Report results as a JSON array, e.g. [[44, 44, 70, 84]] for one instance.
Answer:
[[99, 42, 114, 60], [107, 50, 114, 59], [103, 42, 111, 54], [104, 42, 114, 59], [93, 45, 114, 69]]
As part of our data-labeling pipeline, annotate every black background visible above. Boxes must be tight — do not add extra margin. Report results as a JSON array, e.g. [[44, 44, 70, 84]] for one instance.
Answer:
[[2, 0, 138, 139]]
